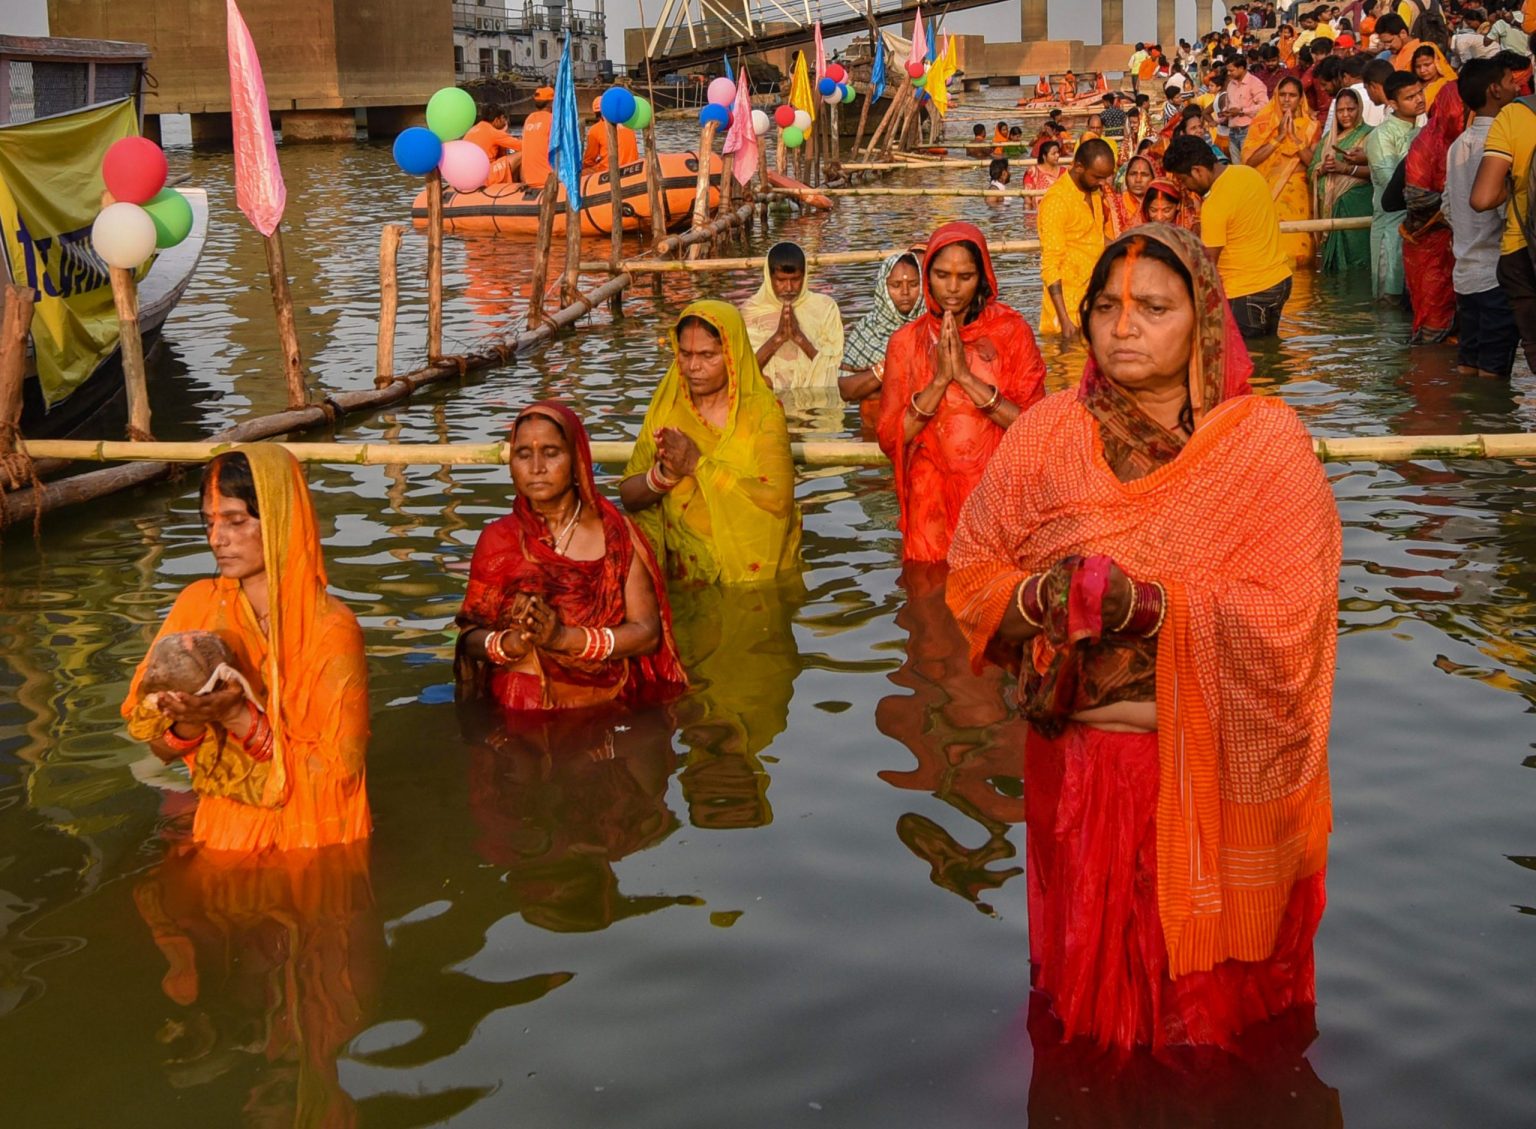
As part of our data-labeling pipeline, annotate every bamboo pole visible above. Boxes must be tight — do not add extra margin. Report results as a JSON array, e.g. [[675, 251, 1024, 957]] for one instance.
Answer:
[[0, 284, 33, 482], [22, 431, 1536, 469], [642, 121, 668, 250], [686, 120, 719, 261], [526, 169, 562, 328], [108, 266, 152, 440], [605, 121, 627, 271], [863, 82, 908, 158], [425, 169, 444, 361], [375, 224, 403, 388], [770, 185, 1050, 198], [852, 82, 874, 155], [562, 184, 583, 307], [841, 157, 1036, 170]]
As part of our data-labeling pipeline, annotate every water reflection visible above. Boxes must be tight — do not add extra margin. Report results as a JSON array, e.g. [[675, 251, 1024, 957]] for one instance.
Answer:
[[876, 562, 1025, 914]]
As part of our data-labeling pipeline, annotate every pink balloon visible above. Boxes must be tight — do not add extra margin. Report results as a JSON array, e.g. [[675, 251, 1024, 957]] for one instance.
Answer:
[[438, 139, 490, 193], [707, 76, 737, 105]]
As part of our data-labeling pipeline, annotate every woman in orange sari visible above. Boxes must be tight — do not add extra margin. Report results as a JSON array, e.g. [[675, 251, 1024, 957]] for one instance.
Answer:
[[123, 446, 370, 854], [947, 225, 1340, 1051], [1242, 76, 1319, 266], [457, 401, 688, 714], [878, 222, 1047, 564], [1105, 155, 1156, 237]]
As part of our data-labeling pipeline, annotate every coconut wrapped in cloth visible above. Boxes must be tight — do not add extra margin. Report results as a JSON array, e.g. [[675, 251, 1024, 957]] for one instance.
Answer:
[[138, 631, 247, 709]]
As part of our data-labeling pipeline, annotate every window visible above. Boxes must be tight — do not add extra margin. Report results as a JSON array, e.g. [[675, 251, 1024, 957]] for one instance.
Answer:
[[539, 40, 549, 61], [588, 43, 598, 62], [478, 47, 493, 75], [498, 49, 512, 72], [454, 45, 465, 74]]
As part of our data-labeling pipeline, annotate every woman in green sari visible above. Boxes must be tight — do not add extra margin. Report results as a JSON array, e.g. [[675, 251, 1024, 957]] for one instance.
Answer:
[[1309, 87, 1375, 272]]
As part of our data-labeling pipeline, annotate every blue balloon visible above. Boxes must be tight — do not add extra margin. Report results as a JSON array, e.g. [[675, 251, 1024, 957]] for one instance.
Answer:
[[818, 76, 837, 96], [699, 103, 730, 127], [600, 86, 637, 125], [393, 126, 443, 176]]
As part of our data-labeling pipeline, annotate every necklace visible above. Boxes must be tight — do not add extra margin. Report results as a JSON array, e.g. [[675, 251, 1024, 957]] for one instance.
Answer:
[[552, 499, 582, 555]]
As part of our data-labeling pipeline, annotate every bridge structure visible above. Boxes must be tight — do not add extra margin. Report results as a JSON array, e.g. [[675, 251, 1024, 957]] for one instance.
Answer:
[[634, 0, 1216, 77]]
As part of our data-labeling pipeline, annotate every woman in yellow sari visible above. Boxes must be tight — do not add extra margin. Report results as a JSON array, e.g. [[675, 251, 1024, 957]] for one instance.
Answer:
[[122, 446, 370, 855], [1241, 75, 1319, 267], [621, 300, 802, 585]]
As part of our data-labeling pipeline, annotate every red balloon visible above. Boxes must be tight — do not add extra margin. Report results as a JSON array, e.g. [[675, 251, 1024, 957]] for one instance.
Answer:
[[905, 60, 925, 78], [773, 104, 796, 128], [102, 136, 168, 205], [826, 63, 846, 82]]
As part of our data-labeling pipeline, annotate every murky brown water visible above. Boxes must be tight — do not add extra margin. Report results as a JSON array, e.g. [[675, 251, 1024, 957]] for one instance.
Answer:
[[1, 96, 1534, 1127]]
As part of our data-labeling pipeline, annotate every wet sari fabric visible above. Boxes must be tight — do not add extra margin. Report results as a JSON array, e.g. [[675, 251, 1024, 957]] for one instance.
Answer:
[[1403, 84, 1469, 341]]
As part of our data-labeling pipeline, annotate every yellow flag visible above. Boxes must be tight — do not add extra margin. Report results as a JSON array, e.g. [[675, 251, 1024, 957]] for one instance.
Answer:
[[790, 51, 817, 121], [928, 35, 958, 116], [0, 99, 140, 405]]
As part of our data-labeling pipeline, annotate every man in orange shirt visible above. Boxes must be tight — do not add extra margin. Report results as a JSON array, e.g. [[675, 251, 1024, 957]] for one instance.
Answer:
[[464, 109, 521, 185], [520, 87, 556, 186], [582, 95, 641, 173]]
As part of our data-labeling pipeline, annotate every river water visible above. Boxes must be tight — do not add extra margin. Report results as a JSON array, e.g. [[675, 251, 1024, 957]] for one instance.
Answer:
[[1, 98, 1534, 1127]]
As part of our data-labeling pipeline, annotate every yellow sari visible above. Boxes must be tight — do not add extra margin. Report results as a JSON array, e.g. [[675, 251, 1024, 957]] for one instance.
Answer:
[[1243, 92, 1318, 267], [625, 300, 802, 585]]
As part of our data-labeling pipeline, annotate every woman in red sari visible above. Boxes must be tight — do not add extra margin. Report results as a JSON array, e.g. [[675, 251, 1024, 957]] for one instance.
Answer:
[[947, 225, 1340, 1052], [1402, 83, 1469, 344], [877, 222, 1047, 563], [456, 401, 688, 714]]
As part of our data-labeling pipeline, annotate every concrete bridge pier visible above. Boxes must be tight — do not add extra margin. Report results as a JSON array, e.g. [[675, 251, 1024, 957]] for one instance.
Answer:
[[1197, 0, 1215, 37], [1021, 0, 1047, 40], [1102, 0, 1123, 45], [279, 109, 357, 143], [1157, 0, 1176, 46]]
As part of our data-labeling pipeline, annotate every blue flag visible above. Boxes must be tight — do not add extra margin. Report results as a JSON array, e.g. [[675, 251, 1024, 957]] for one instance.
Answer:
[[724, 53, 734, 81], [926, 20, 937, 63], [871, 34, 885, 100], [549, 32, 582, 210]]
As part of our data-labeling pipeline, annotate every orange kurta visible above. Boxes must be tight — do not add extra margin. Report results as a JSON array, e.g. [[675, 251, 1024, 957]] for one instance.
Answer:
[[582, 121, 640, 172]]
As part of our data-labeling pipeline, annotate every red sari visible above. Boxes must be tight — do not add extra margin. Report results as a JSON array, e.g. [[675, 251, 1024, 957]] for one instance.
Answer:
[[456, 401, 688, 714], [1403, 84, 1468, 344], [877, 222, 1047, 564]]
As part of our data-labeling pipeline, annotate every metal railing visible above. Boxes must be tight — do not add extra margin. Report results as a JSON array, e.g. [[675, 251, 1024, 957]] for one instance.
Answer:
[[452, 3, 607, 37]]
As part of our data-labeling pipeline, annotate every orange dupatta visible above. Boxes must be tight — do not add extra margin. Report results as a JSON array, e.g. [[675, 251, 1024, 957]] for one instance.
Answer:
[[946, 226, 1339, 977]]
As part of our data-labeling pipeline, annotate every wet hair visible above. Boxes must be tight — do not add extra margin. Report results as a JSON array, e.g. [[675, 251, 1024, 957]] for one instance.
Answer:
[[675, 313, 723, 341], [1009, 126, 1024, 138], [926, 239, 993, 324], [973, 123, 987, 137], [767, 241, 806, 274], [1164, 133, 1220, 174], [1074, 137, 1115, 169], [201, 452, 259, 521], [1458, 56, 1503, 111], [1384, 69, 1422, 101], [988, 157, 1010, 179], [1079, 234, 1199, 432]]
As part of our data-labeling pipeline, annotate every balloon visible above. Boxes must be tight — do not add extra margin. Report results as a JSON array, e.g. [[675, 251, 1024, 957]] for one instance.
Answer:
[[751, 109, 771, 135], [142, 188, 193, 248], [601, 86, 637, 124], [438, 138, 490, 192], [843, 84, 857, 103], [101, 136, 167, 205], [823, 88, 842, 105], [426, 87, 477, 141], [774, 105, 796, 128], [624, 96, 653, 131], [782, 126, 805, 149], [91, 202, 157, 269], [827, 63, 846, 82], [912, 74, 927, 88], [392, 126, 443, 175], [906, 60, 925, 78], [707, 76, 737, 105], [818, 77, 837, 96], [699, 103, 730, 128], [793, 110, 812, 132]]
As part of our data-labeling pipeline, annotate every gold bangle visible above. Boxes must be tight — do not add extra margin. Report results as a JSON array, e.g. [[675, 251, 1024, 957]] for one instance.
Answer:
[[979, 384, 1003, 414], [1147, 582, 1169, 636], [1015, 574, 1044, 628], [909, 391, 937, 419]]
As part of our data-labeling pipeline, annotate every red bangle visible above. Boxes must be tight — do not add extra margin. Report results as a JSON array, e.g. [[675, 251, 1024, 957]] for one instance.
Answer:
[[1123, 580, 1166, 636], [1015, 573, 1045, 627], [161, 723, 203, 752]]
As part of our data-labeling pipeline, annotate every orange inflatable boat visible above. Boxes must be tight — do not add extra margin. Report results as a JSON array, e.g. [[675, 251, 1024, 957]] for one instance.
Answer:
[[410, 152, 722, 236]]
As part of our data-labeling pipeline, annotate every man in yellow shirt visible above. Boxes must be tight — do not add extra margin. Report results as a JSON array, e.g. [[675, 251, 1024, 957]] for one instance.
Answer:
[[1471, 90, 1536, 371], [1037, 138, 1116, 341], [1164, 133, 1294, 337]]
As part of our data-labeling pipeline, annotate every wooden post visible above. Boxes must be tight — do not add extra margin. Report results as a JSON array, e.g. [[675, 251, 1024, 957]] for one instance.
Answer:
[[527, 170, 561, 328], [108, 267, 152, 440], [426, 168, 444, 362], [0, 284, 34, 478], [643, 121, 668, 250], [852, 82, 874, 156], [605, 121, 626, 271], [686, 120, 718, 261], [375, 224, 403, 388], [262, 224, 307, 411], [562, 183, 583, 307]]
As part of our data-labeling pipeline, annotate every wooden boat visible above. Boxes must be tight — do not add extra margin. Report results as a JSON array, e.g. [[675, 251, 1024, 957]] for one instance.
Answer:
[[766, 171, 833, 210], [411, 152, 722, 236]]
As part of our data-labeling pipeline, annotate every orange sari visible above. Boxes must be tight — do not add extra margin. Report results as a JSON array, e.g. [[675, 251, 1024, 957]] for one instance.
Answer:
[[947, 226, 1340, 1049], [123, 445, 370, 854]]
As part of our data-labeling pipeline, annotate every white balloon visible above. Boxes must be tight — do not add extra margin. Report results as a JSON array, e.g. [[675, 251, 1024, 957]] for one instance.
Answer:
[[792, 110, 812, 132], [751, 109, 771, 136], [91, 202, 157, 269]]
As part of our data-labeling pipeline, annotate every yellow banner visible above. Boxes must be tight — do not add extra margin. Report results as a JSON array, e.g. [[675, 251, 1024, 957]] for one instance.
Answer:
[[0, 100, 140, 406]]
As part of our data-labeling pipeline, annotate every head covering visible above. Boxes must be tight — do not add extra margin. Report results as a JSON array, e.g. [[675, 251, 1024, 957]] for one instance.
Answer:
[[1404, 79, 1468, 197], [740, 241, 845, 390], [841, 251, 923, 370], [591, 95, 603, 113], [535, 86, 555, 103], [456, 401, 687, 711], [917, 221, 1001, 334], [1139, 176, 1200, 231], [622, 300, 802, 584], [1337, 32, 1356, 47]]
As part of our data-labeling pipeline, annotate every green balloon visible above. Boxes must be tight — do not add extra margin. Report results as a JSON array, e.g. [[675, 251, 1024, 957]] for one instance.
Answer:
[[426, 87, 477, 142], [625, 96, 653, 131], [143, 187, 193, 248], [842, 84, 856, 103], [911, 74, 927, 88], [782, 125, 805, 148]]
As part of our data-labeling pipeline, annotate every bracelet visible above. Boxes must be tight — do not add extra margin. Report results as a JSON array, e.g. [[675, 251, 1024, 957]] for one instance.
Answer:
[[1114, 580, 1140, 633], [484, 628, 512, 666], [871, 359, 885, 385], [978, 384, 1003, 414], [576, 625, 617, 662], [909, 391, 937, 419], [1122, 580, 1167, 636], [645, 463, 678, 494], [1014, 573, 1044, 628], [241, 700, 275, 763], [161, 722, 204, 752]]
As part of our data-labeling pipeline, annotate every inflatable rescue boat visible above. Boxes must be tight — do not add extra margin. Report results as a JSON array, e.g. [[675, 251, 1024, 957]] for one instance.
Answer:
[[411, 152, 722, 236]]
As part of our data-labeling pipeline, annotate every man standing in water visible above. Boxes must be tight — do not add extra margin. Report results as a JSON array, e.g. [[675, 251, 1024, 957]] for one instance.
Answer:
[[1037, 138, 1115, 342], [1366, 71, 1425, 303], [1472, 47, 1536, 373]]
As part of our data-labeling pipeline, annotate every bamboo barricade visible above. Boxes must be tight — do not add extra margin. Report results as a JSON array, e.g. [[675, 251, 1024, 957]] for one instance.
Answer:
[[561, 178, 583, 308], [526, 169, 562, 327], [0, 271, 634, 529], [604, 123, 627, 315], [579, 217, 1374, 275], [770, 185, 1050, 198], [851, 81, 875, 157], [642, 122, 668, 251], [650, 200, 755, 260], [375, 224, 404, 388], [23, 431, 1536, 469], [263, 222, 308, 410], [686, 121, 719, 261], [841, 156, 1012, 171], [425, 169, 444, 362], [107, 265, 152, 441], [0, 284, 34, 488]]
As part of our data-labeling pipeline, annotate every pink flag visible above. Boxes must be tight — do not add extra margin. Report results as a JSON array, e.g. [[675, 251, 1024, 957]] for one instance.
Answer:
[[907, 6, 927, 70], [226, 0, 286, 236], [722, 71, 758, 186], [814, 22, 826, 79]]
